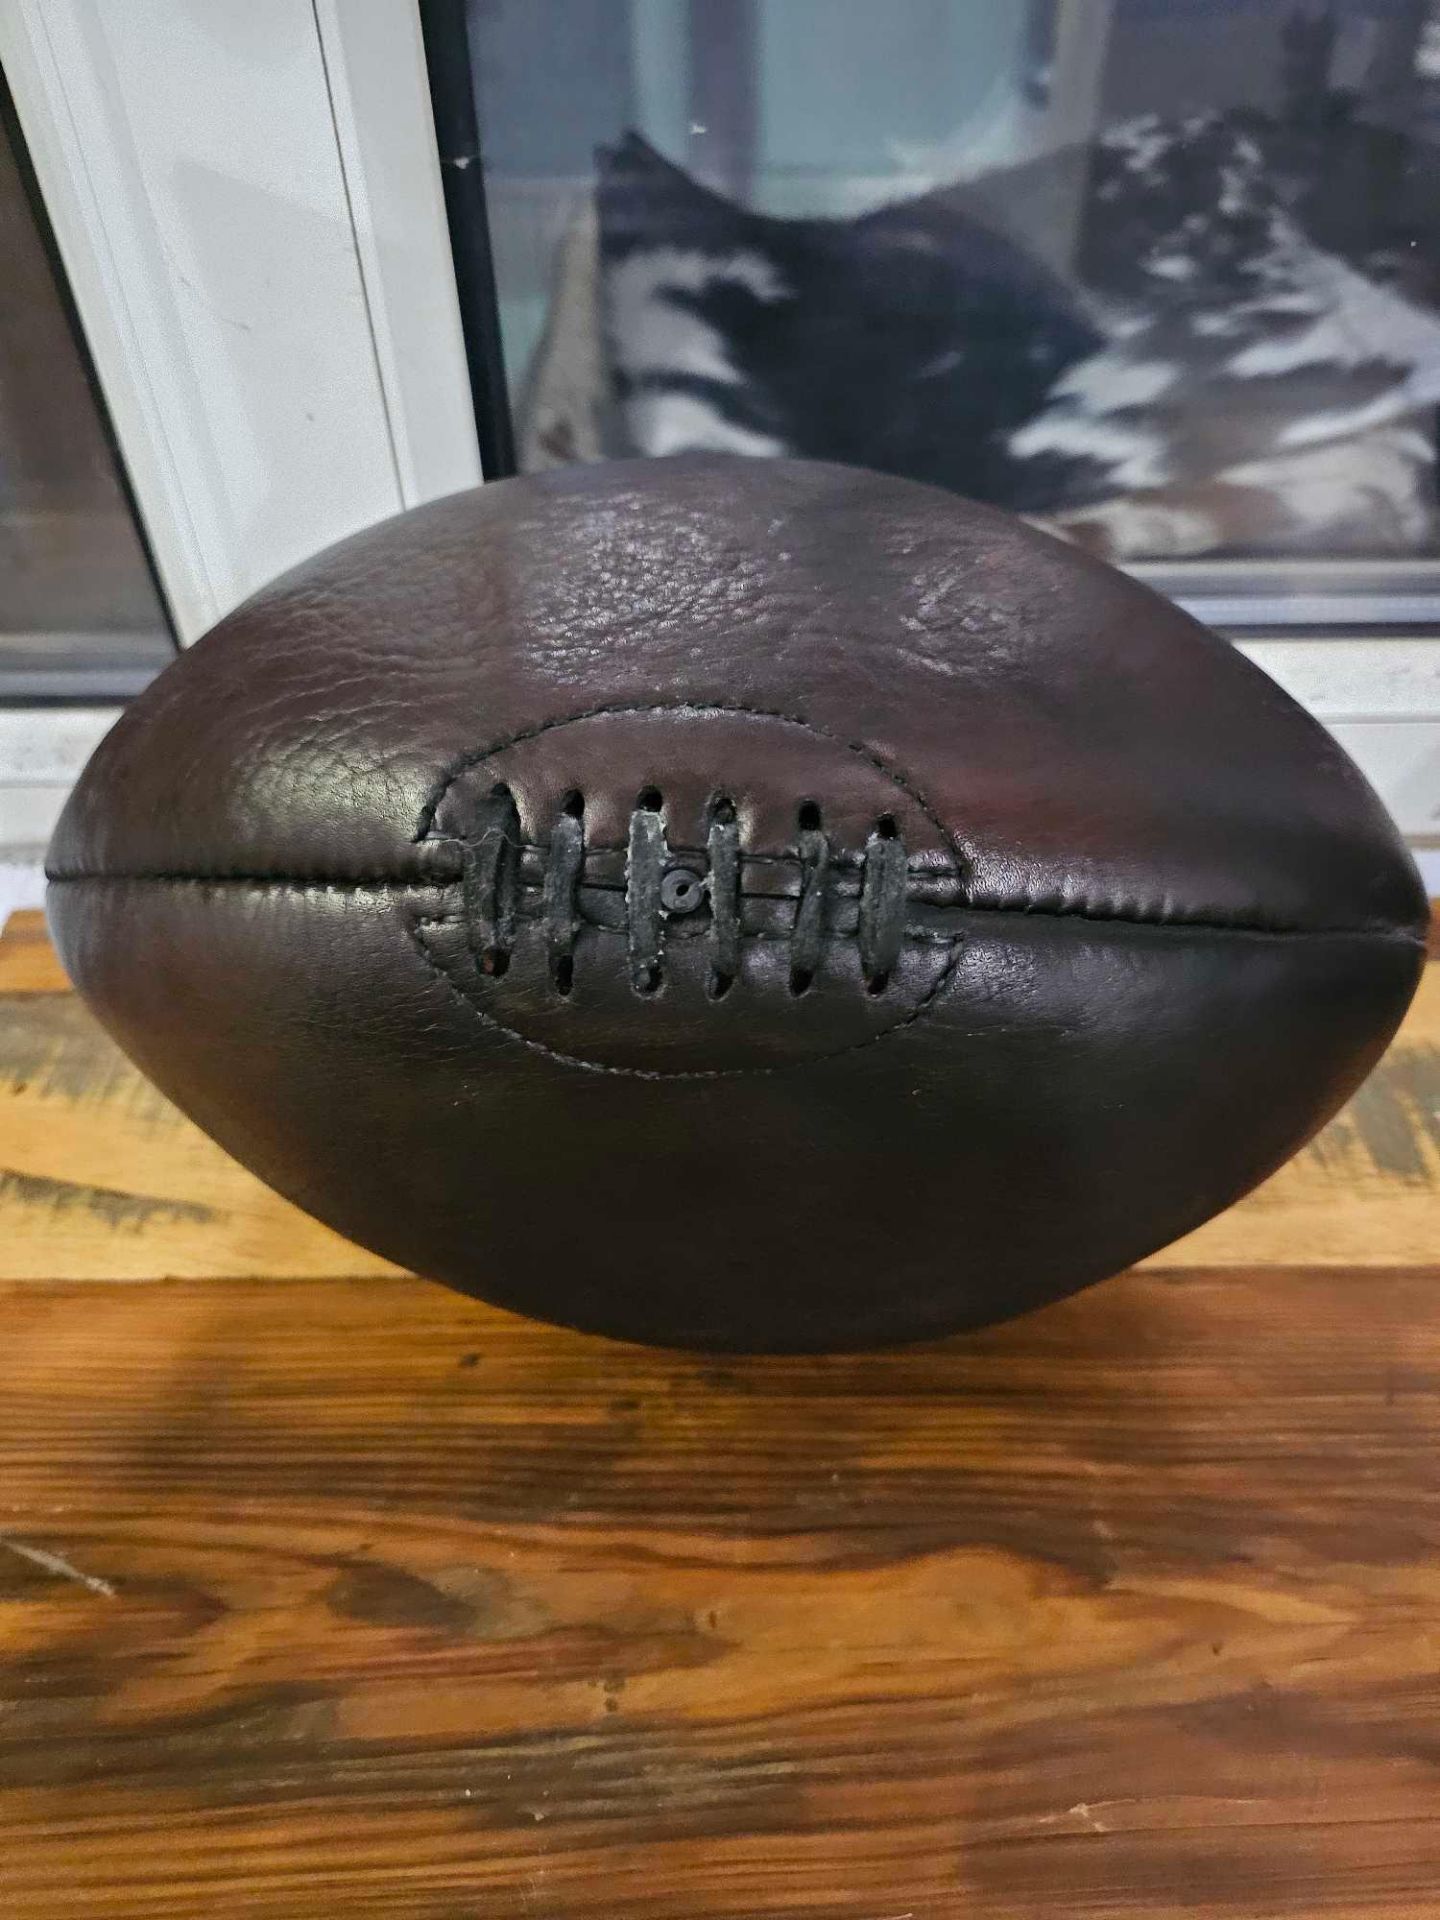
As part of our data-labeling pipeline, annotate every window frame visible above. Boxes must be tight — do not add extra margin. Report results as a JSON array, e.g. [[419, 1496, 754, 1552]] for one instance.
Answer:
[[0, 0, 480, 646]]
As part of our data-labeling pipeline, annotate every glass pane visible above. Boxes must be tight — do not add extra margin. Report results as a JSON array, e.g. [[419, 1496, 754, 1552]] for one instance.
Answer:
[[0, 93, 172, 693], [463, 0, 1440, 613]]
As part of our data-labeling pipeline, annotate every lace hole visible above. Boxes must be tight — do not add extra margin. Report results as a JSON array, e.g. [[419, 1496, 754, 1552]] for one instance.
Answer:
[[636, 786, 663, 814], [660, 866, 705, 914], [874, 813, 898, 840], [562, 789, 584, 819], [633, 963, 661, 996], [797, 799, 822, 832], [707, 969, 734, 1000], [553, 955, 574, 996], [789, 967, 814, 997], [866, 970, 890, 996]]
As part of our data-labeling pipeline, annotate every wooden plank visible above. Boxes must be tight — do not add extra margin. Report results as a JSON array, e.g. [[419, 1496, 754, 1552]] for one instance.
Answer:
[[0, 909, 68, 993], [2, 919, 1438, 1914], [1, 1266, 1439, 1918], [2, 910, 1434, 1282], [0, 912, 400, 1280]]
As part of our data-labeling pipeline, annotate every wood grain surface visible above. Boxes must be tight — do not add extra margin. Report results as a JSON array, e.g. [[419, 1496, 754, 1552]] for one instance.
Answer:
[[1, 908, 1438, 1918]]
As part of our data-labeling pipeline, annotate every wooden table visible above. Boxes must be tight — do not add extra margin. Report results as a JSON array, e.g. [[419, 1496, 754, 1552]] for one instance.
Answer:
[[2, 906, 1438, 1919]]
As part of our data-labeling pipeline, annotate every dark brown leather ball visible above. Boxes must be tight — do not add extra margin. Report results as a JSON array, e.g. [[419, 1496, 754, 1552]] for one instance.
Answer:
[[47, 458, 1428, 1350]]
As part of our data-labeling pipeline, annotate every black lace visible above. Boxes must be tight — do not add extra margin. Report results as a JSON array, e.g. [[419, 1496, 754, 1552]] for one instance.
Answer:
[[542, 790, 585, 995], [463, 787, 911, 997], [789, 803, 829, 996], [462, 785, 521, 978], [705, 797, 741, 998], [627, 789, 665, 995], [857, 814, 907, 993]]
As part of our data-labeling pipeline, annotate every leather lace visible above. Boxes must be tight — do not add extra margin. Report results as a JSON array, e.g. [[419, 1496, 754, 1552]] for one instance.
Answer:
[[462, 787, 911, 997]]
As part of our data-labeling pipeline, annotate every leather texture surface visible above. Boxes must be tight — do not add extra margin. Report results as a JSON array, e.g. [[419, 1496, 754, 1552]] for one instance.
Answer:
[[47, 457, 1430, 1349]]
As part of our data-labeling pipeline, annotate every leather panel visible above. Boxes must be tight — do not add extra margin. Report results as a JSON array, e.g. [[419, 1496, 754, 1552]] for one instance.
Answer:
[[46, 878, 1422, 1349], [49, 459, 1427, 938]]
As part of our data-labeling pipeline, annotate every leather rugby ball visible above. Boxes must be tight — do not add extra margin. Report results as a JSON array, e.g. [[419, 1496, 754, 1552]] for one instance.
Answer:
[[47, 458, 1428, 1349]]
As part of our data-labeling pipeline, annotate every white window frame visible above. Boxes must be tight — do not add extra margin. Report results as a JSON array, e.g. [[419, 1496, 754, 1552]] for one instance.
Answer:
[[0, 0, 480, 644], [0, 0, 1435, 887]]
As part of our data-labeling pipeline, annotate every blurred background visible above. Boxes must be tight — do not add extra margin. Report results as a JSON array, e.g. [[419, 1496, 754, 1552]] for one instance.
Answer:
[[0, 73, 169, 694], [471, 0, 1440, 568], [0, 0, 1435, 916]]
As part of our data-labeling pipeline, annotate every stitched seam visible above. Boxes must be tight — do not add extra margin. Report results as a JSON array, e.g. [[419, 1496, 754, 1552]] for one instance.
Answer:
[[44, 848, 959, 878], [46, 872, 450, 890], [435, 912, 957, 947], [42, 871, 1427, 946], [408, 912, 963, 1079], [412, 699, 966, 853], [54, 702, 1422, 943]]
